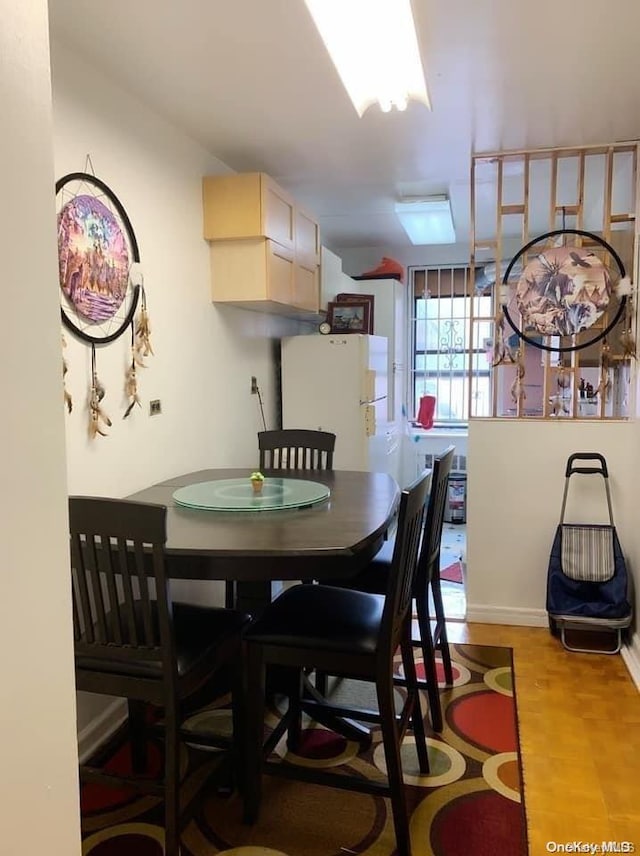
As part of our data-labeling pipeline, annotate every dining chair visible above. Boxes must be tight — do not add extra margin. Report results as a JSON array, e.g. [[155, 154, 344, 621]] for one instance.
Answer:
[[242, 470, 431, 856], [258, 428, 336, 470], [70, 496, 250, 856], [323, 445, 455, 733], [224, 428, 337, 608]]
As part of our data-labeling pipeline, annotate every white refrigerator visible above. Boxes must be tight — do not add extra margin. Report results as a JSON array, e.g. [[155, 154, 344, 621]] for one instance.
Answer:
[[280, 333, 398, 478]]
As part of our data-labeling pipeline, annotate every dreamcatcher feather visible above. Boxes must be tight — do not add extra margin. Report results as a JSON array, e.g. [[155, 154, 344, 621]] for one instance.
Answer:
[[62, 333, 72, 414], [595, 339, 613, 402], [491, 305, 516, 366], [134, 285, 154, 364], [89, 344, 111, 439], [124, 284, 153, 418], [510, 347, 526, 408], [617, 277, 636, 359]]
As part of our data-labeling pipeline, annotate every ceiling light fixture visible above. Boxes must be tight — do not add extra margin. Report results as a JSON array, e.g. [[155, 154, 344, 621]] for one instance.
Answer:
[[303, 0, 430, 117], [394, 196, 456, 245]]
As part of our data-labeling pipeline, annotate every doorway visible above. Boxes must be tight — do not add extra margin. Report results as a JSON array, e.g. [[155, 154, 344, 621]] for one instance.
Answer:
[[439, 521, 466, 619]]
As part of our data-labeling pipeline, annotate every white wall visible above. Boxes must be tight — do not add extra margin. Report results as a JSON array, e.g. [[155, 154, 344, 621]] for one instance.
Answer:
[[50, 44, 313, 736], [51, 44, 308, 501], [467, 420, 639, 643], [1, 2, 81, 853]]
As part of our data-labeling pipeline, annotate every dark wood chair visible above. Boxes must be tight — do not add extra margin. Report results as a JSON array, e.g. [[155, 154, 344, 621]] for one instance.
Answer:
[[258, 428, 336, 470], [70, 496, 250, 856], [325, 445, 455, 732], [242, 470, 431, 856], [224, 428, 337, 608]]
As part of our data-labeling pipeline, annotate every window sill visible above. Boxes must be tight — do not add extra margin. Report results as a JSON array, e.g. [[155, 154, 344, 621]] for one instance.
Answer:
[[408, 426, 468, 439]]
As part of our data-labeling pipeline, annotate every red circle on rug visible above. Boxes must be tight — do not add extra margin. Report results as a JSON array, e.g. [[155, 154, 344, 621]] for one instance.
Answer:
[[86, 834, 163, 855], [297, 728, 348, 759], [431, 790, 525, 855], [81, 742, 163, 813], [449, 691, 516, 753]]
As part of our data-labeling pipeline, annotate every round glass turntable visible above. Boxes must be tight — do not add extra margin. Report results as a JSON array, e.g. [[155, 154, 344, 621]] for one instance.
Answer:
[[172, 477, 330, 512]]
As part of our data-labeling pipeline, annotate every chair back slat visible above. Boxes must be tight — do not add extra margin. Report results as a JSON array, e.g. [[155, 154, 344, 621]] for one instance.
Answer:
[[86, 533, 109, 643], [69, 497, 173, 669], [71, 532, 94, 642], [133, 539, 156, 646], [381, 469, 431, 654], [415, 446, 455, 593], [116, 538, 139, 647], [258, 429, 336, 471], [101, 531, 123, 645]]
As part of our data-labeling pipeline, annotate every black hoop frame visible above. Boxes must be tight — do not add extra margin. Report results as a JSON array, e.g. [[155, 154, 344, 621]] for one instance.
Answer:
[[56, 172, 140, 345], [501, 228, 627, 353]]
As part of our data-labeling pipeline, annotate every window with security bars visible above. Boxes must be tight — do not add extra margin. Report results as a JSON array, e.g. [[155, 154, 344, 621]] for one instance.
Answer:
[[410, 266, 492, 424]]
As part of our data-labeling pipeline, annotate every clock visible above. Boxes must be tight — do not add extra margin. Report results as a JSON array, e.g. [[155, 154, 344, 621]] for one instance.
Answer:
[[318, 321, 331, 335]]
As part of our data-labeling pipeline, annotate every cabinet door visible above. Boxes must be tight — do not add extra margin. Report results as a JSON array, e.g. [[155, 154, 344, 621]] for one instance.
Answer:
[[293, 262, 319, 312], [262, 176, 294, 250], [266, 240, 294, 305], [295, 208, 320, 268], [202, 173, 263, 240]]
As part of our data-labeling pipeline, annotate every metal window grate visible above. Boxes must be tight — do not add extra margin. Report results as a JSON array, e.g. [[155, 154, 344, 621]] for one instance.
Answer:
[[410, 266, 492, 424]]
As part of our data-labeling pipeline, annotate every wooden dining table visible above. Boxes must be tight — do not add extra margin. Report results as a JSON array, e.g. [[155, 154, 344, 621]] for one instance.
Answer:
[[127, 467, 400, 616], [127, 467, 400, 743]]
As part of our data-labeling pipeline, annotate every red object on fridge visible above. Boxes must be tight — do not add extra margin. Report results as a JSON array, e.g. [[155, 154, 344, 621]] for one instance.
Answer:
[[416, 395, 436, 429]]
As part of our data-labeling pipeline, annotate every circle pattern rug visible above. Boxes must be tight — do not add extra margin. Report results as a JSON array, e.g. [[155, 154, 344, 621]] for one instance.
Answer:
[[80, 644, 528, 855]]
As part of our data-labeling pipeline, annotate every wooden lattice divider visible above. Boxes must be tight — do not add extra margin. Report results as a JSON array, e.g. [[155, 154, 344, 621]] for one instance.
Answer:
[[469, 143, 639, 421]]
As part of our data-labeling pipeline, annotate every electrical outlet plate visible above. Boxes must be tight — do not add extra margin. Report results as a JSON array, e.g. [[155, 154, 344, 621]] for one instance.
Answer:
[[149, 399, 162, 416]]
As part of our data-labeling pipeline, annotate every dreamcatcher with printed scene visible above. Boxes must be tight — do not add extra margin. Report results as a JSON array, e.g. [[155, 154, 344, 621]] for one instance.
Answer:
[[490, 228, 634, 414], [57, 165, 153, 437]]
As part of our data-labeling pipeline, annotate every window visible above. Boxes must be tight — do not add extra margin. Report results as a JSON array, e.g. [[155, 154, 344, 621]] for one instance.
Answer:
[[410, 266, 492, 424]]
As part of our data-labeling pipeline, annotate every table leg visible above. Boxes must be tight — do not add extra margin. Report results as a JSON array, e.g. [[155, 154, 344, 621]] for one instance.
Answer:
[[235, 580, 283, 616]]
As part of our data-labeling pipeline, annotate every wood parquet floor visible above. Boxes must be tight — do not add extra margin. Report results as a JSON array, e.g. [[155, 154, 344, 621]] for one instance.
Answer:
[[445, 622, 640, 855]]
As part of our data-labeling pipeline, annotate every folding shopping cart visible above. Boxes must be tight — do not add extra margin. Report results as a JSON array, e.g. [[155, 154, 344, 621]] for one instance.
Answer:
[[546, 453, 633, 654]]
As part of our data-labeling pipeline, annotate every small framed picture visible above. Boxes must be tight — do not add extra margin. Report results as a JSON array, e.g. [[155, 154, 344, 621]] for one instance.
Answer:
[[327, 300, 372, 334], [336, 292, 375, 332]]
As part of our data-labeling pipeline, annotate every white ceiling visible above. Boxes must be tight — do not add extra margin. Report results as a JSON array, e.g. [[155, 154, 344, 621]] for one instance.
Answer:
[[48, 0, 640, 251]]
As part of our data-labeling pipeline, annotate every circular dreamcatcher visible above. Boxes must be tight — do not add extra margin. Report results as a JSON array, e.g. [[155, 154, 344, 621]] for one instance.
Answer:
[[500, 228, 629, 354], [57, 167, 153, 436], [56, 171, 142, 344]]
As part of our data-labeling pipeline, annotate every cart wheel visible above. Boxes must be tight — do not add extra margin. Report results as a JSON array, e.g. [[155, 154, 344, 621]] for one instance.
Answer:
[[548, 616, 560, 637]]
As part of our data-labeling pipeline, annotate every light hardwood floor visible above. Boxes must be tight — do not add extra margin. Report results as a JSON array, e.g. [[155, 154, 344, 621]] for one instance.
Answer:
[[444, 622, 640, 854]]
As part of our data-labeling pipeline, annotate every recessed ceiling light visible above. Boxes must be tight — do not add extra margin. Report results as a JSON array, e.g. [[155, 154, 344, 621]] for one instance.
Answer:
[[394, 196, 456, 245]]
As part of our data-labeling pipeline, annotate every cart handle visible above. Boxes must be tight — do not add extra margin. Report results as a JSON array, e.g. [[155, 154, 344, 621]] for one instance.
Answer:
[[565, 453, 608, 478]]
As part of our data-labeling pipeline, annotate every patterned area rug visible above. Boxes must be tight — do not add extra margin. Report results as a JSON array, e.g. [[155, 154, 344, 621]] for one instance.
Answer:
[[80, 644, 528, 855]]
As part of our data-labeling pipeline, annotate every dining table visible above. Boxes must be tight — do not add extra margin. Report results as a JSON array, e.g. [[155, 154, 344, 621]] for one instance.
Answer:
[[127, 467, 401, 743], [127, 467, 400, 617]]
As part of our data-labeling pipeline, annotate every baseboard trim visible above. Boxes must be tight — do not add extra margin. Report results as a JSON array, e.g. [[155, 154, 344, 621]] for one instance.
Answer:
[[78, 699, 127, 764], [621, 633, 640, 691], [466, 604, 640, 691], [465, 604, 548, 627]]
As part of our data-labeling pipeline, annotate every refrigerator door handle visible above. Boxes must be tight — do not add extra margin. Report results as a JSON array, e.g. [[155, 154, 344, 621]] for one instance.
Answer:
[[360, 395, 387, 405]]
